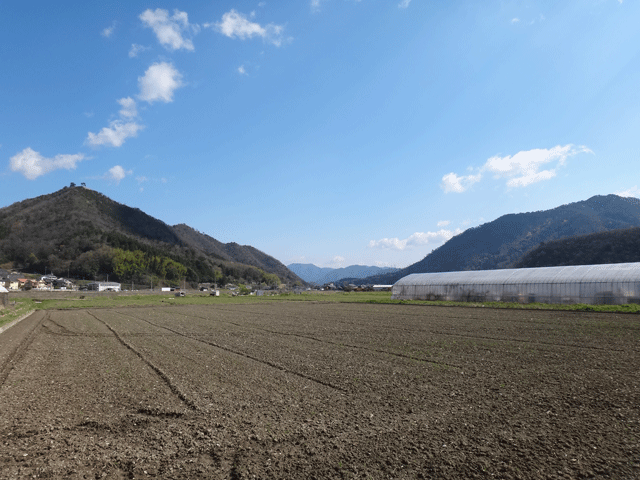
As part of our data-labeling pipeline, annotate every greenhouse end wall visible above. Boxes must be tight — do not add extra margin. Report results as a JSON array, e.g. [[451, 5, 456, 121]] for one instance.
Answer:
[[391, 263, 640, 305]]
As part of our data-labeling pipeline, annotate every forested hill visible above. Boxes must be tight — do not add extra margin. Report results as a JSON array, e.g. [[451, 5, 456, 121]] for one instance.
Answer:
[[514, 227, 640, 268], [171, 224, 297, 285], [350, 194, 640, 285], [0, 186, 303, 286]]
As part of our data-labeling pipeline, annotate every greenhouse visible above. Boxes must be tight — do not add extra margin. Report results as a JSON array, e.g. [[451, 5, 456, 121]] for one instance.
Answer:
[[391, 262, 640, 305]]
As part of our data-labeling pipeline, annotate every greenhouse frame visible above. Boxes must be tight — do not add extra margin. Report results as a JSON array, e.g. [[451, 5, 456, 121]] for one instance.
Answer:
[[391, 262, 640, 305]]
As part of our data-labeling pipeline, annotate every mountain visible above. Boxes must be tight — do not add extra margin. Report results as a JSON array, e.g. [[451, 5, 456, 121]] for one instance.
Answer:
[[288, 263, 399, 285], [354, 194, 640, 285], [172, 224, 297, 285], [0, 186, 303, 286], [515, 226, 640, 268]]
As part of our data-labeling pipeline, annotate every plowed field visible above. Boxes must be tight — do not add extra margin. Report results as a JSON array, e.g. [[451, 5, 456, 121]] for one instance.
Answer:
[[1, 302, 639, 479]]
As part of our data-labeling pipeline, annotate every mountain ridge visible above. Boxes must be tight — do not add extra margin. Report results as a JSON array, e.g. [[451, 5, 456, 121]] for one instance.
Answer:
[[0, 186, 303, 286], [343, 194, 640, 285]]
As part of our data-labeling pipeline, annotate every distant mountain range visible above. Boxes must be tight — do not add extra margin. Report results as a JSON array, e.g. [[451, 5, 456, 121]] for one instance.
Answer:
[[0, 186, 303, 286], [347, 194, 640, 285], [288, 263, 399, 285]]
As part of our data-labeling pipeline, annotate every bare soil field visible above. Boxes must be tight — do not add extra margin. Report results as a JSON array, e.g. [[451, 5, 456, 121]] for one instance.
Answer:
[[1, 302, 639, 479]]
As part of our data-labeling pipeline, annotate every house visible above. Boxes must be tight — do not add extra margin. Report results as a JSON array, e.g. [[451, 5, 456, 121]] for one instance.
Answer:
[[0, 285, 8, 308]]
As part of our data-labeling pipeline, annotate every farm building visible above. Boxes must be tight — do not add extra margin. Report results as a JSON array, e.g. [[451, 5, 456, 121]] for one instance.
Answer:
[[86, 282, 121, 292], [391, 262, 640, 305]]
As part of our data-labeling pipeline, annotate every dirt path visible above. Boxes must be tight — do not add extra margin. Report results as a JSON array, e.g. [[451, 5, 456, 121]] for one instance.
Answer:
[[1, 303, 638, 479]]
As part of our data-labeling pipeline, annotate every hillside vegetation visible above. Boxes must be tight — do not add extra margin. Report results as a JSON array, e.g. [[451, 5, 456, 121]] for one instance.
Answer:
[[0, 186, 302, 286], [514, 226, 640, 268]]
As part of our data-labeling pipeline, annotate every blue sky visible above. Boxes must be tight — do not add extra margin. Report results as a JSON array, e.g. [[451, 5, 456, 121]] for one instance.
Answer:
[[2, 1, 639, 269]]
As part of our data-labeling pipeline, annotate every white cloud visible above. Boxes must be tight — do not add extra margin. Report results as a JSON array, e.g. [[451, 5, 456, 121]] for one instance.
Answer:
[[326, 256, 345, 267], [374, 261, 397, 268], [369, 229, 462, 251], [441, 172, 482, 193], [442, 145, 593, 193], [129, 43, 149, 58], [238, 65, 248, 75], [615, 186, 640, 198], [398, 0, 411, 8], [437, 220, 450, 227], [86, 121, 144, 148], [101, 22, 116, 38], [10, 148, 86, 180], [138, 62, 184, 103], [117, 97, 138, 119], [107, 165, 132, 184], [210, 10, 285, 46], [85, 98, 143, 148], [136, 176, 148, 184], [483, 145, 592, 188], [511, 18, 520, 23], [139, 8, 197, 51]]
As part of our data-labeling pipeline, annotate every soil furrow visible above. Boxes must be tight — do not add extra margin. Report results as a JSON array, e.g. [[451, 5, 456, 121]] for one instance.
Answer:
[[86, 310, 200, 411], [114, 309, 348, 394], [176, 308, 463, 369], [0, 311, 45, 387]]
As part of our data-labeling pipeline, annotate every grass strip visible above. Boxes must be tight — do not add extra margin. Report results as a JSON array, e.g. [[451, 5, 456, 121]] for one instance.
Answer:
[[11, 290, 640, 314]]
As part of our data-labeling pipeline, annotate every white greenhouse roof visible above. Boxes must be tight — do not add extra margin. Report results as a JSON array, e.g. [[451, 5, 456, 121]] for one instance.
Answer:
[[394, 262, 640, 287]]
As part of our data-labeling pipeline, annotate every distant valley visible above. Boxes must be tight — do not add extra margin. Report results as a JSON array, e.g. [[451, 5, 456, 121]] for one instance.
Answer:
[[288, 263, 399, 285]]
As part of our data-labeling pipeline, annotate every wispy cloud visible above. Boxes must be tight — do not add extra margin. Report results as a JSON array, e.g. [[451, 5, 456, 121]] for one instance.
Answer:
[[398, 0, 411, 9], [441, 172, 483, 193], [138, 62, 184, 103], [140, 8, 198, 51], [310, 0, 326, 13], [10, 148, 86, 180], [117, 97, 138, 119], [437, 220, 450, 227], [615, 186, 640, 198], [369, 229, 462, 251], [101, 22, 116, 38], [208, 9, 286, 46], [129, 43, 150, 58], [441, 145, 593, 193], [238, 65, 248, 75]]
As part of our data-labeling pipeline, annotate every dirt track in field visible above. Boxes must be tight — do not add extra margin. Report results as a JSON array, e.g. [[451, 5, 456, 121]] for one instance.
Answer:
[[1, 302, 639, 479]]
